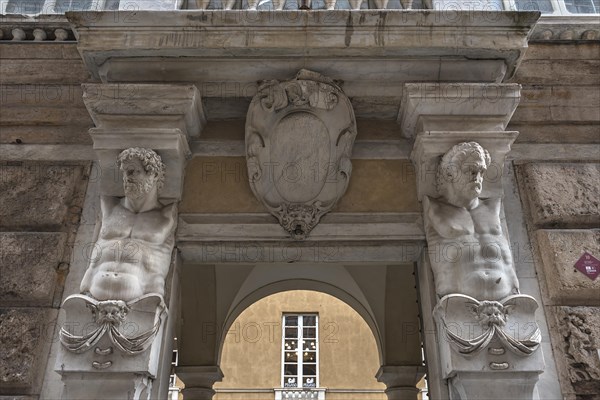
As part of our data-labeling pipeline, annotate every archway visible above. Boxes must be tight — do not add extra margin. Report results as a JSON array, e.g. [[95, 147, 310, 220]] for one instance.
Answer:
[[218, 264, 385, 366], [215, 290, 386, 399], [176, 262, 424, 399]]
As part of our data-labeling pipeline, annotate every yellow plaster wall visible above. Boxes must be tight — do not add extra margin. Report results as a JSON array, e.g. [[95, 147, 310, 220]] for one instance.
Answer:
[[180, 157, 419, 214], [213, 290, 386, 399]]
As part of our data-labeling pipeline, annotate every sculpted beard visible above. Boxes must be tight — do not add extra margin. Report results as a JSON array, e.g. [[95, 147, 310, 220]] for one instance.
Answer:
[[123, 176, 154, 198]]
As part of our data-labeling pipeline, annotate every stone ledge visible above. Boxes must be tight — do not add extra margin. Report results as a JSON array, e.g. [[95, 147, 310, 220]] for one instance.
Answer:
[[4, 13, 597, 43], [66, 10, 539, 111], [3, 143, 600, 162]]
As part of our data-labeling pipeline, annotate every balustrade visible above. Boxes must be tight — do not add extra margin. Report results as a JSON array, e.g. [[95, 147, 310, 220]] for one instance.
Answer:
[[0, 0, 597, 14], [274, 388, 326, 400]]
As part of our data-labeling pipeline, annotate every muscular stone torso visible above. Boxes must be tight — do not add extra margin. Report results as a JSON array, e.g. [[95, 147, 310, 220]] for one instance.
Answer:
[[80, 196, 176, 301], [424, 196, 519, 301]]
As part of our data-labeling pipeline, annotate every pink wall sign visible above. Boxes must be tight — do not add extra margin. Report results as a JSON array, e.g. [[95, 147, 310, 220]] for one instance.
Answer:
[[574, 251, 600, 281]]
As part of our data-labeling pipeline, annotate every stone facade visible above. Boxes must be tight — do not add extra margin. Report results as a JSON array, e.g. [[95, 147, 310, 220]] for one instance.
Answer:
[[0, 6, 598, 400], [517, 163, 600, 400], [520, 163, 600, 228]]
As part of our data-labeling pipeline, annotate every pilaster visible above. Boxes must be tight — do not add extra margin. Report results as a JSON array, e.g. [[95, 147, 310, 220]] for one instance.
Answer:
[[54, 83, 204, 399], [401, 83, 545, 400]]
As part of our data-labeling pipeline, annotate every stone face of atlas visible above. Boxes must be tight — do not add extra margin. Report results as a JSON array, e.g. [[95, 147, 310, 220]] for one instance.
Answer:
[[80, 147, 177, 302], [424, 142, 520, 302]]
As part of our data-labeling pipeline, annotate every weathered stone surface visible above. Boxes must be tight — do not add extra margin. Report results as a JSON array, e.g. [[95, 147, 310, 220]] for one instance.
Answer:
[[0, 233, 66, 307], [0, 60, 90, 85], [118, 0, 181, 9], [0, 308, 55, 394], [510, 123, 600, 144], [514, 60, 600, 86], [0, 163, 86, 231], [536, 230, 600, 306], [548, 306, 600, 399], [521, 163, 600, 228]]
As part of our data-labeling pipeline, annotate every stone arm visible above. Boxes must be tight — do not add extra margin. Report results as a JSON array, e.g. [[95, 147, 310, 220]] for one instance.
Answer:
[[140, 201, 178, 296], [160, 201, 178, 248]]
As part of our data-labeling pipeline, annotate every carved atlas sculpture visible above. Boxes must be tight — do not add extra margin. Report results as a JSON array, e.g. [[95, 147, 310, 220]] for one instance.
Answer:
[[424, 142, 541, 371], [59, 148, 176, 357]]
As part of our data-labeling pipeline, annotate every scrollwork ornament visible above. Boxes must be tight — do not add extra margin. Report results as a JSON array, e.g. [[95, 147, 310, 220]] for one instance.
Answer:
[[246, 70, 357, 239]]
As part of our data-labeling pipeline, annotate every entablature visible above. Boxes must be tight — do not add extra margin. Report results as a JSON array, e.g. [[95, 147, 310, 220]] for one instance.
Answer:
[[59, 10, 540, 119]]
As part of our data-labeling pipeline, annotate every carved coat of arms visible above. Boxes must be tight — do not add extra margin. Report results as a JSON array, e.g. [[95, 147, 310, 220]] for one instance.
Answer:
[[245, 70, 357, 239]]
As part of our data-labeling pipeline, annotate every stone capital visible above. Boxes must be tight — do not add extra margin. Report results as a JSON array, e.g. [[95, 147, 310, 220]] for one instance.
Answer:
[[399, 83, 521, 139], [400, 83, 521, 200], [376, 365, 426, 400], [82, 83, 205, 200], [176, 365, 224, 400]]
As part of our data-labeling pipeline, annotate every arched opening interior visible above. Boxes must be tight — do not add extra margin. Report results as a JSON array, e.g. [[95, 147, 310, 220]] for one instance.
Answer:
[[215, 290, 386, 399], [175, 262, 425, 398]]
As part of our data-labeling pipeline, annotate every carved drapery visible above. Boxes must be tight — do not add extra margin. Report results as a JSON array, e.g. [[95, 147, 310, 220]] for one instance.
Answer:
[[59, 148, 176, 362], [59, 294, 166, 356], [245, 69, 357, 239], [434, 294, 541, 357]]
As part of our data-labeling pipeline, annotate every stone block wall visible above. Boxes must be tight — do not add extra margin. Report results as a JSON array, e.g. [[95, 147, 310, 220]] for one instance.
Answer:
[[0, 162, 89, 398], [517, 162, 600, 400], [0, 31, 92, 398]]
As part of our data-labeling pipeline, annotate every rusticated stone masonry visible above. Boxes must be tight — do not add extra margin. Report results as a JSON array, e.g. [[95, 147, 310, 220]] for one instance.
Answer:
[[517, 162, 600, 400], [0, 162, 89, 397]]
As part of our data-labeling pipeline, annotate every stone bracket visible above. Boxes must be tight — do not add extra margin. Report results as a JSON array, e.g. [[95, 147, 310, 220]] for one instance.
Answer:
[[404, 81, 546, 400], [82, 83, 205, 200], [399, 83, 521, 139]]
